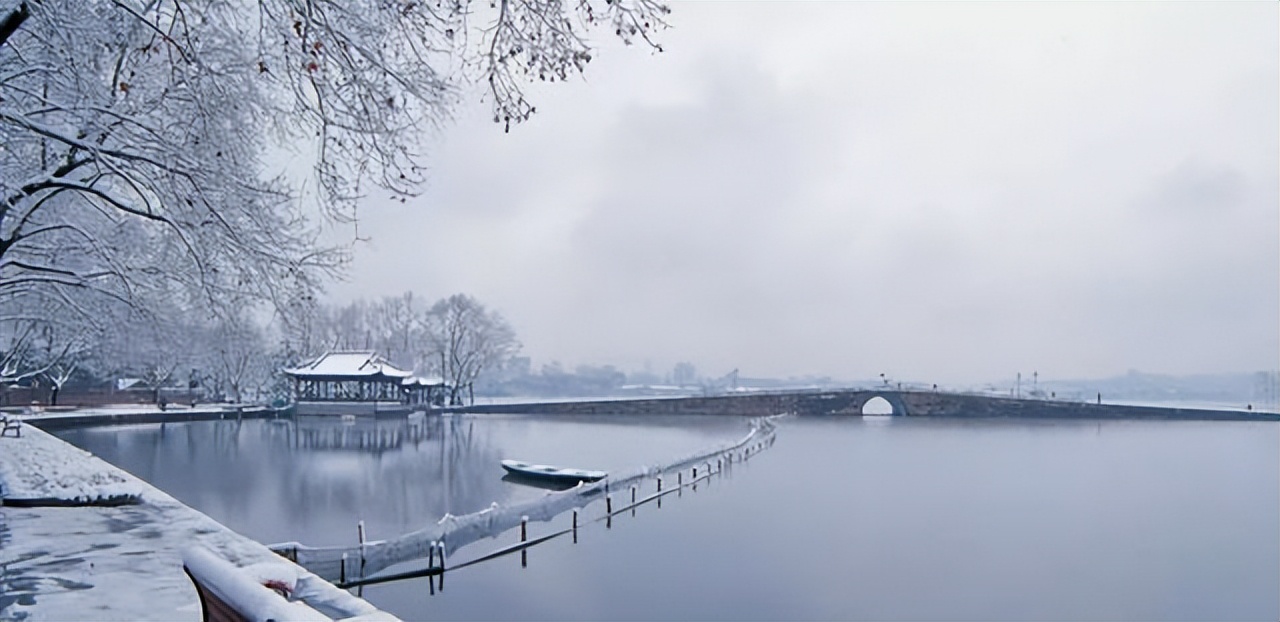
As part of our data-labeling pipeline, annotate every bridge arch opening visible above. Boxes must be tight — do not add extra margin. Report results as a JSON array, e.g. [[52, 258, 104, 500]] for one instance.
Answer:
[[861, 396, 896, 416]]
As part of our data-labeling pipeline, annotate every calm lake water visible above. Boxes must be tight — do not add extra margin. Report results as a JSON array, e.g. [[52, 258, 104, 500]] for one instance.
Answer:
[[58, 414, 1279, 621]]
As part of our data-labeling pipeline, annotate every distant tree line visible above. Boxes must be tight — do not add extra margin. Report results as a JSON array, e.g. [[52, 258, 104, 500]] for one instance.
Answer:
[[0, 291, 518, 406], [476, 360, 730, 398], [286, 292, 520, 405]]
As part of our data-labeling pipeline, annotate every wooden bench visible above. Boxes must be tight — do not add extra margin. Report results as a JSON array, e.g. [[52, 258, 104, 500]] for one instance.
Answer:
[[1, 414, 20, 437]]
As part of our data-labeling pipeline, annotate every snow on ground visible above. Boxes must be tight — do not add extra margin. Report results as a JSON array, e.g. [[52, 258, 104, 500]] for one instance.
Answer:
[[14, 403, 263, 422], [0, 424, 394, 621], [0, 422, 146, 504], [32, 404, 229, 416]]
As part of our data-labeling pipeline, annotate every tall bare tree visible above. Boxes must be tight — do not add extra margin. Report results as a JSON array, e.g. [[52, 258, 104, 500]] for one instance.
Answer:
[[205, 312, 271, 404], [422, 294, 520, 405]]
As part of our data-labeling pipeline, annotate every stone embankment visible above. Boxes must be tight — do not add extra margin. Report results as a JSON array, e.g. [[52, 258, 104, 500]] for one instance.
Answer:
[[0, 413, 393, 621], [12, 403, 285, 430]]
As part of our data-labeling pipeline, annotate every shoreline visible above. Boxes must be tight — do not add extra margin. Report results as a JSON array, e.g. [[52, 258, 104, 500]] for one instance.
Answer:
[[0, 414, 394, 621]]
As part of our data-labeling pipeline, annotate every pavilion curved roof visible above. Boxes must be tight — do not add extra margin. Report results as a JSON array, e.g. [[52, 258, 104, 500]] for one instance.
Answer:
[[401, 375, 446, 387], [283, 351, 413, 379]]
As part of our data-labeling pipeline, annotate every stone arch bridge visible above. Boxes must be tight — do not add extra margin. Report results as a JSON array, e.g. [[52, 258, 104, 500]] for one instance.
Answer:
[[452, 389, 1277, 421]]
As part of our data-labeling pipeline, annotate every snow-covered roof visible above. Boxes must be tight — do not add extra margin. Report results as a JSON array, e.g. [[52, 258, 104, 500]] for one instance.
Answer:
[[116, 378, 144, 391], [401, 375, 446, 387], [283, 351, 413, 379]]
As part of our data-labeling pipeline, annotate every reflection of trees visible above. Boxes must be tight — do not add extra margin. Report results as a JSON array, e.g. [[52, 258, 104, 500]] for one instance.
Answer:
[[56, 416, 508, 547], [279, 416, 506, 532]]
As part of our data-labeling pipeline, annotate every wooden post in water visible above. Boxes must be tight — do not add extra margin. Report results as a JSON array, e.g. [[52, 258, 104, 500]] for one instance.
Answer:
[[428, 540, 436, 569], [572, 509, 579, 543], [631, 485, 637, 517], [340, 552, 347, 585], [521, 516, 528, 568], [357, 520, 367, 577], [606, 494, 612, 515], [438, 542, 445, 591], [437, 540, 447, 585]]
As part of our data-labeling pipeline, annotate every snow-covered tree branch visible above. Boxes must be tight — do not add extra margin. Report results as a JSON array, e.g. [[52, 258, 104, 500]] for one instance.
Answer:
[[1, 0, 667, 347]]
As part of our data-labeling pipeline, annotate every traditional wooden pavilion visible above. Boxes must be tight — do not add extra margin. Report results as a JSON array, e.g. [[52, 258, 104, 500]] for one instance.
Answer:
[[283, 351, 445, 414]]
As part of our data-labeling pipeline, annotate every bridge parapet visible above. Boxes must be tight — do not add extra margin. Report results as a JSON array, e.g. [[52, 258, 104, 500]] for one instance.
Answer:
[[452, 389, 1279, 421]]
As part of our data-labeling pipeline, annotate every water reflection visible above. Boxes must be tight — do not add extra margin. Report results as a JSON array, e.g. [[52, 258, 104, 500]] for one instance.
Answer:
[[55, 414, 746, 553], [56, 415, 1277, 621], [499, 473, 579, 492], [56, 415, 508, 547]]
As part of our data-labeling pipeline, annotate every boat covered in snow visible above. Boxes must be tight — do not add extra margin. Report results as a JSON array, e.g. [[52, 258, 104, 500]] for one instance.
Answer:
[[500, 460, 607, 484]]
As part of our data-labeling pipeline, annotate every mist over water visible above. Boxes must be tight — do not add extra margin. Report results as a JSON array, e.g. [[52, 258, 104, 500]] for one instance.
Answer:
[[59, 415, 1278, 620]]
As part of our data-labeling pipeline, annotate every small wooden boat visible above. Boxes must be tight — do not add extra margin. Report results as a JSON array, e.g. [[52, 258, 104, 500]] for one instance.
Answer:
[[501, 459, 607, 483]]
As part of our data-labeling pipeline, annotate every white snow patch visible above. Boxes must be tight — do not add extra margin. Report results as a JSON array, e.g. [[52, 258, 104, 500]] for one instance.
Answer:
[[0, 425, 396, 621], [184, 546, 329, 621], [0, 423, 146, 503]]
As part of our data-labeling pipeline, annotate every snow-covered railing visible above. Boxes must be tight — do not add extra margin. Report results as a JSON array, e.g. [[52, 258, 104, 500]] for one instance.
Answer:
[[182, 546, 331, 622], [273, 416, 783, 583]]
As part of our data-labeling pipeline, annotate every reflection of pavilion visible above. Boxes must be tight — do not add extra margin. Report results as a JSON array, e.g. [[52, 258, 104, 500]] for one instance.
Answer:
[[283, 351, 446, 415], [292, 415, 442, 452]]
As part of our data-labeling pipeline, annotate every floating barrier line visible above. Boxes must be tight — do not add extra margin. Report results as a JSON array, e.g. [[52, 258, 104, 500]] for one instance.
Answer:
[[277, 415, 784, 584], [338, 434, 770, 589]]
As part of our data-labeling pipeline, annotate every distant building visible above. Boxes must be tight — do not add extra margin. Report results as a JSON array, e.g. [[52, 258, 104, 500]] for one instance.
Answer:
[[283, 351, 445, 415]]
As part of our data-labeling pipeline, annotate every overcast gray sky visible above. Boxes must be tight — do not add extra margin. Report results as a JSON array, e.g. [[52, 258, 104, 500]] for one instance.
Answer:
[[328, 1, 1278, 386]]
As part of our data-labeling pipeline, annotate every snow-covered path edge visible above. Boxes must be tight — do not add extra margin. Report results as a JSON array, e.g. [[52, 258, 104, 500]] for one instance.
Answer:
[[0, 422, 148, 504], [0, 422, 394, 621]]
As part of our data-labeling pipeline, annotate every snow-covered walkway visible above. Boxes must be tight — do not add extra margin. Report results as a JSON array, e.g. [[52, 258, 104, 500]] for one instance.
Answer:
[[0, 422, 394, 621], [12, 403, 277, 431], [0, 422, 147, 504]]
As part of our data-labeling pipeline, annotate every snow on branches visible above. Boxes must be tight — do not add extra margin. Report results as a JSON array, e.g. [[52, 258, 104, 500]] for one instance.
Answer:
[[0, 0, 666, 381], [5, 1, 670, 373]]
